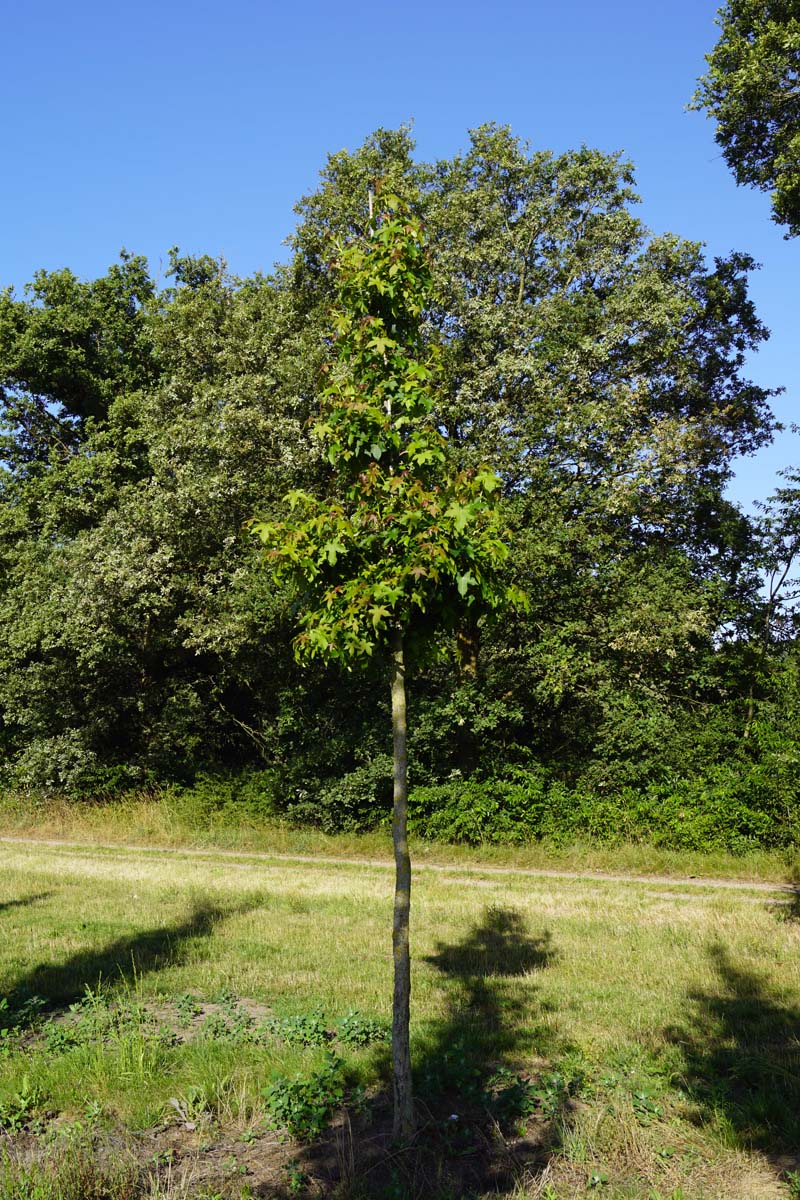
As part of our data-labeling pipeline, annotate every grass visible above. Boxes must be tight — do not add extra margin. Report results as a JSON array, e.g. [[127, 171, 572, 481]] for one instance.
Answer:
[[0, 838, 798, 1197], [1, 790, 798, 884]]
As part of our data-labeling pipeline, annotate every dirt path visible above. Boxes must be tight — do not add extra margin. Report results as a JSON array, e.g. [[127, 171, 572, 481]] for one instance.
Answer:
[[2, 833, 796, 896]]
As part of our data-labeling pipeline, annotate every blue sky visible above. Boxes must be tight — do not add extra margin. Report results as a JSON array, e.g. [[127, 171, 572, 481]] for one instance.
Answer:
[[3, 0, 798, 509]]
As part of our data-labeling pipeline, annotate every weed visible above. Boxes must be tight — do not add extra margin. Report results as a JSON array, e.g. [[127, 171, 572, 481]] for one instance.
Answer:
[[0, 1027, 20, 1058], [1, 836, 800, 1197], [199, 1004, 255, 1045], [281, 1160, 309, 1195], [212, 985, 240, 1008], [335, 1008, 389, 1047], [14, 995, 46, 1023], [487, 1066, 581, 1133], [0, 1143, 139, 1200], [264, 1052, 345, 1140], [221, 1152, 248, 1175], [200, 1010, 232, 1041], [417, 1034, 484, 1101], [267, 1009, 331, 1048], [174, 992, 201, 1024], [42, 1019, 81, 1053], [632, 1090, 662, 1125], [486, 1069, 541, 1133], [437, 1110, 480, 1155], [0, 996, 45, 1060], [0, 1074, 42, 1132], [168, 1084, 213, 1128], [226, 1005, 255, 1040]]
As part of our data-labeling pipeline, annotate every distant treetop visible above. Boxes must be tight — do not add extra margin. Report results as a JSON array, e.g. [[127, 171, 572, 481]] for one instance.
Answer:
[[692, 0, 800, 237]]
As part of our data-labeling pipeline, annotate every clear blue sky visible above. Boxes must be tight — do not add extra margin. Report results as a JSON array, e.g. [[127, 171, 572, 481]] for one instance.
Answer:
[[3, 0, 798, 510]]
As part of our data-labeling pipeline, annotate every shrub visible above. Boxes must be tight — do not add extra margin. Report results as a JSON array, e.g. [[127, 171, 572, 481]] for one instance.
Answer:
[[9, 731, 130, 797], [407, 767, 549, 845], [164, 768, 281, 825], [405, 759, 800, 853], [284, 755, 393, 833]]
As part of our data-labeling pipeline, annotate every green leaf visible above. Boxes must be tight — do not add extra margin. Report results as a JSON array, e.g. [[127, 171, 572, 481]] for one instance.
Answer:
[[445, 503, 470, 533], [370, 604, 391, 630], [474, 469, 500, 494]]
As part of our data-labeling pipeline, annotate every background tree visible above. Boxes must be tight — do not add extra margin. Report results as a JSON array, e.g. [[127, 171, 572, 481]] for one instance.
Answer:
[[293, 125, 775, 782], [741, 464, 800, 729], [0, 250, 319, 788], [0, 124, 792, 857], [0, 252, 157, 469], [251, 193, 522, 1139], [693, 0, 800, 237]]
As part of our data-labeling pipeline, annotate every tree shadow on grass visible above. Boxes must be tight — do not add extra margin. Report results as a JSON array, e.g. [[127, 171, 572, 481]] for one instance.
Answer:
[[0, 892, 52, 915], [271, 905, 575, 1199], [418, 904, 557, 1096], [4, 898, 260, 1023], [664, 941, 800, 1171], [774, 887, 800, 924], [409, 905, 571, 1194]]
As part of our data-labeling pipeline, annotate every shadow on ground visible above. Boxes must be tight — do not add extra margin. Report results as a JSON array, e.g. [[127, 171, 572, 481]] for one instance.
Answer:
[[266, 905, 576, 1199], [665, 941, 800, 1169], [4, 898, 260, 1021], [0, 892, 52, 915], [776, 887, 800, 923]]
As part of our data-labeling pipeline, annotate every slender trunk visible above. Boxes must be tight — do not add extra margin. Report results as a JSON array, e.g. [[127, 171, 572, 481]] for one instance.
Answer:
[[390, 627, 414, 1142], [456, 618, 480, 777], [456, 619, 479, 683]]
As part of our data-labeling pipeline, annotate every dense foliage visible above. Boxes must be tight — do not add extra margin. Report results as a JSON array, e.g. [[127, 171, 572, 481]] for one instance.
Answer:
[[251, 193, 522, 664], [1, 125, 798, 851]]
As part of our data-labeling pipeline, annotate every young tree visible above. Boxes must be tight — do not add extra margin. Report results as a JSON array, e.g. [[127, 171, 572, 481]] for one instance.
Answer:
[[250, 193, 523, 1140], [693, 0, 800, 237]]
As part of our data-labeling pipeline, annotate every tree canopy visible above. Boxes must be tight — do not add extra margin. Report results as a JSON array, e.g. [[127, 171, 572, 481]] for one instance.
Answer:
[[693, 0, 800, 237], [251, 193, 522, 665]]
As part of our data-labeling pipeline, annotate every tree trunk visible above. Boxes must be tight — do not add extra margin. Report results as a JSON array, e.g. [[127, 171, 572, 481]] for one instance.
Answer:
[[390, 627, 414, 1142], [455, 617, 480, 776]]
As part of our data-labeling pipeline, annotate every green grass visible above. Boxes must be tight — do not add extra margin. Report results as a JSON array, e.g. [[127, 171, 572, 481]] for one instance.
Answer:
[[0, 839, 798, 1197]]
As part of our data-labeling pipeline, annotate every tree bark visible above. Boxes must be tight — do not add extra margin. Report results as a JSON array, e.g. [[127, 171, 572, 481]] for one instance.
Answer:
[[390, 626, 414, 1142], [455, 616, 480, 777]]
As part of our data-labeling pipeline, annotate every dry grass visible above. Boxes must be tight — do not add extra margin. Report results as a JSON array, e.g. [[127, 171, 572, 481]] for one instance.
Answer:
[[1, 790, 797, 884]]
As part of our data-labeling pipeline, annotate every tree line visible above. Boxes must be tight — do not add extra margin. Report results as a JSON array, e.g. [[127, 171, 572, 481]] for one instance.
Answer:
[[1, 124, 798, 851]]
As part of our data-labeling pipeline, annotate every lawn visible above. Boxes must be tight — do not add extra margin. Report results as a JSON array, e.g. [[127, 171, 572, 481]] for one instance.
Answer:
[[0, 838, 798, 1198]]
